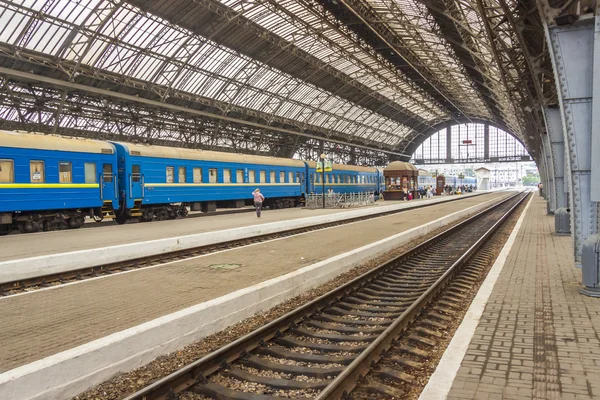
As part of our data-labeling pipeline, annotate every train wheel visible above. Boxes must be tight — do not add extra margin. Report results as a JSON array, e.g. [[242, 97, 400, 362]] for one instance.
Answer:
[[115, 214, 128, 225], [0, 224, 10, 236], [178, 207, 189, 218]]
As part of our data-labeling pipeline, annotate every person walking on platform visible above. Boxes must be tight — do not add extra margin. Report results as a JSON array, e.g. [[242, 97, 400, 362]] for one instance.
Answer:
[[252, 188, 265, 218]]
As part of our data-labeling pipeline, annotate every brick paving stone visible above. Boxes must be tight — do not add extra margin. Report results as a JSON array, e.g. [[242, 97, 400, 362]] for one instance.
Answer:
[[447, 196, 600, 400], [0, 193, 507, 373]]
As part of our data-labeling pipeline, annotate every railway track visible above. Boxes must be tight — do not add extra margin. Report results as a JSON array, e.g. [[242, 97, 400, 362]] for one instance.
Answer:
[[121, 191, 528, 400], [0, 192, 492, 297]]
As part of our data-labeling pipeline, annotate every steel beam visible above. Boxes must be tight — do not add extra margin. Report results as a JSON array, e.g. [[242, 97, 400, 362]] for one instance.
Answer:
[[592, 15, 600, 202], [541, 134, 554, 205], [544, 107, 567, 210], [545, 16, 598, 262], [0, 67, 407, 158]]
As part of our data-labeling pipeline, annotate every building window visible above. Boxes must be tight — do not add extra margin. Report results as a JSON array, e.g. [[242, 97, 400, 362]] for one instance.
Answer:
[[193, 168, 202, 183], [59, 162, 73, 183], [166, 166, 174, 183], [236, 169, 244, 183], [223, 169, 231, 183], [0, 159, 14, 183], [260, 170, 266, 183], [30, 161, 45, 183], [209, 168, 217, 183], [178, 167, 186, 183], [249, 170, 255, 183]]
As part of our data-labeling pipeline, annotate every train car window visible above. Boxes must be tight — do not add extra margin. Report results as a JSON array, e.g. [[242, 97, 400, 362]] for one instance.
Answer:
[[270, 171, 276, 183], [260, 170, 266, 183], [103, 164, 113, 182], [84, 163, 97, 184], [296, 172, 300, 183], [248, 170, 255, 183], [0, 159, 14, 183], [279, 171, 285, 183], [179, 167, 186, 183], [166, 167, 174, 183], [30, 161, 45, 183], [288, 172, 293, 183], [209, 168, 218, 183], [236, 169, 244, 183], [59, 162, 73, 183], [224, 169, 232, 183], [132, 165, 141, 182], [193, 168, 202, 183]]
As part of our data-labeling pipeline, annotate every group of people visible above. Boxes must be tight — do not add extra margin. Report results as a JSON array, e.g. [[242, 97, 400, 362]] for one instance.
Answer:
[[440, 184, 474, 195]]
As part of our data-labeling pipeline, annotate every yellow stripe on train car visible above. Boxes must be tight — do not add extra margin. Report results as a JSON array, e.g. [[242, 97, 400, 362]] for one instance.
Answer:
[[0, 183, 100, 189]]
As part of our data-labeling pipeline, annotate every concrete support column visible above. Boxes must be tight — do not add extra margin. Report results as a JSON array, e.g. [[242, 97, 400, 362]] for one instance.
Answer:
[[544, 107, 567, 210], [545, 16, 599, 262]]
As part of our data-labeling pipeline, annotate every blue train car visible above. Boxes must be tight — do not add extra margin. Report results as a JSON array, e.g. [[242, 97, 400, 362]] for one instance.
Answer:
[[306, 161, 379, 195], [111, 142, 307, 223], [0, 130, 119, 234]]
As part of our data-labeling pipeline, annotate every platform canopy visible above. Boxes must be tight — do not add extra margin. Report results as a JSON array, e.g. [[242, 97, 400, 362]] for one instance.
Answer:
[[0, 0, 560, 164]]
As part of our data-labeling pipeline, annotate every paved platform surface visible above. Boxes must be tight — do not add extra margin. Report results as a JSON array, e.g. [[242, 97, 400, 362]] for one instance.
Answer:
[[446, 196, 600, 400], [0, 192, 509, 373], [0, 198, 420, 261]]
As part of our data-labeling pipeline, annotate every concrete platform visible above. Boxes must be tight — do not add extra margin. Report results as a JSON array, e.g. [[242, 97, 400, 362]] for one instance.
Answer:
[[421, 195, 600, 400], [0, 192, 492, 284], [0, 194, 489, 262], [0, 192, 511, 400]]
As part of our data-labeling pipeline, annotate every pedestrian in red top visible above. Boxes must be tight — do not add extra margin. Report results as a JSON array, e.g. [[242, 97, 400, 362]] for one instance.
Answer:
[[252, 189, 265, 218]]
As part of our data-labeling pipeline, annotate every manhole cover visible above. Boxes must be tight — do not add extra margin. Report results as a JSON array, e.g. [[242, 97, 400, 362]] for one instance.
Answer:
[[209, 263, 242, 270]]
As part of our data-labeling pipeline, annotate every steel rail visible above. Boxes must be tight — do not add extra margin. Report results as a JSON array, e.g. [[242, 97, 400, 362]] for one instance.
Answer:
[[122, 190, 525, 400], [316, 191, 528, 399]]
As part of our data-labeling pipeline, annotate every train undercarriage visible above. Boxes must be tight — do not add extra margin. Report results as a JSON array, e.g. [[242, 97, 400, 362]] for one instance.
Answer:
[[0, 196, 304, 234], [0, 209, 89, 234]]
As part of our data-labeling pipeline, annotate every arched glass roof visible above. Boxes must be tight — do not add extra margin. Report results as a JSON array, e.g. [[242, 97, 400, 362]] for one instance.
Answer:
[[0, 0, 556, 159]]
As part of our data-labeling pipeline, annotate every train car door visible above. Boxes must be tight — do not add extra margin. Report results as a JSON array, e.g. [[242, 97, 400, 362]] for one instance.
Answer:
[[101, 163, 117, 202], [130, 164, 144, 200]]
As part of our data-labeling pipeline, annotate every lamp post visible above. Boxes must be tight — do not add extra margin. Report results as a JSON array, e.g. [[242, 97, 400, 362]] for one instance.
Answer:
[[320, 153, 326, 209]]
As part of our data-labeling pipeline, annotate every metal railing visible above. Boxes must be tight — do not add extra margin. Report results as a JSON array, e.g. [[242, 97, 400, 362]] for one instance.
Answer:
[[306, 192, 376, 209]]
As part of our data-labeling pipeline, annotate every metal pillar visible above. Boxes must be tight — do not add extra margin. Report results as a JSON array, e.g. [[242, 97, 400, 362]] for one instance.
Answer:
[[544, 107, 567, 210], [545, 15, 599, 263], [542, 138, 554, 204], [483, 123, 490, 161], [446, 126, 452, 162], [542, 134, 555, 209]]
